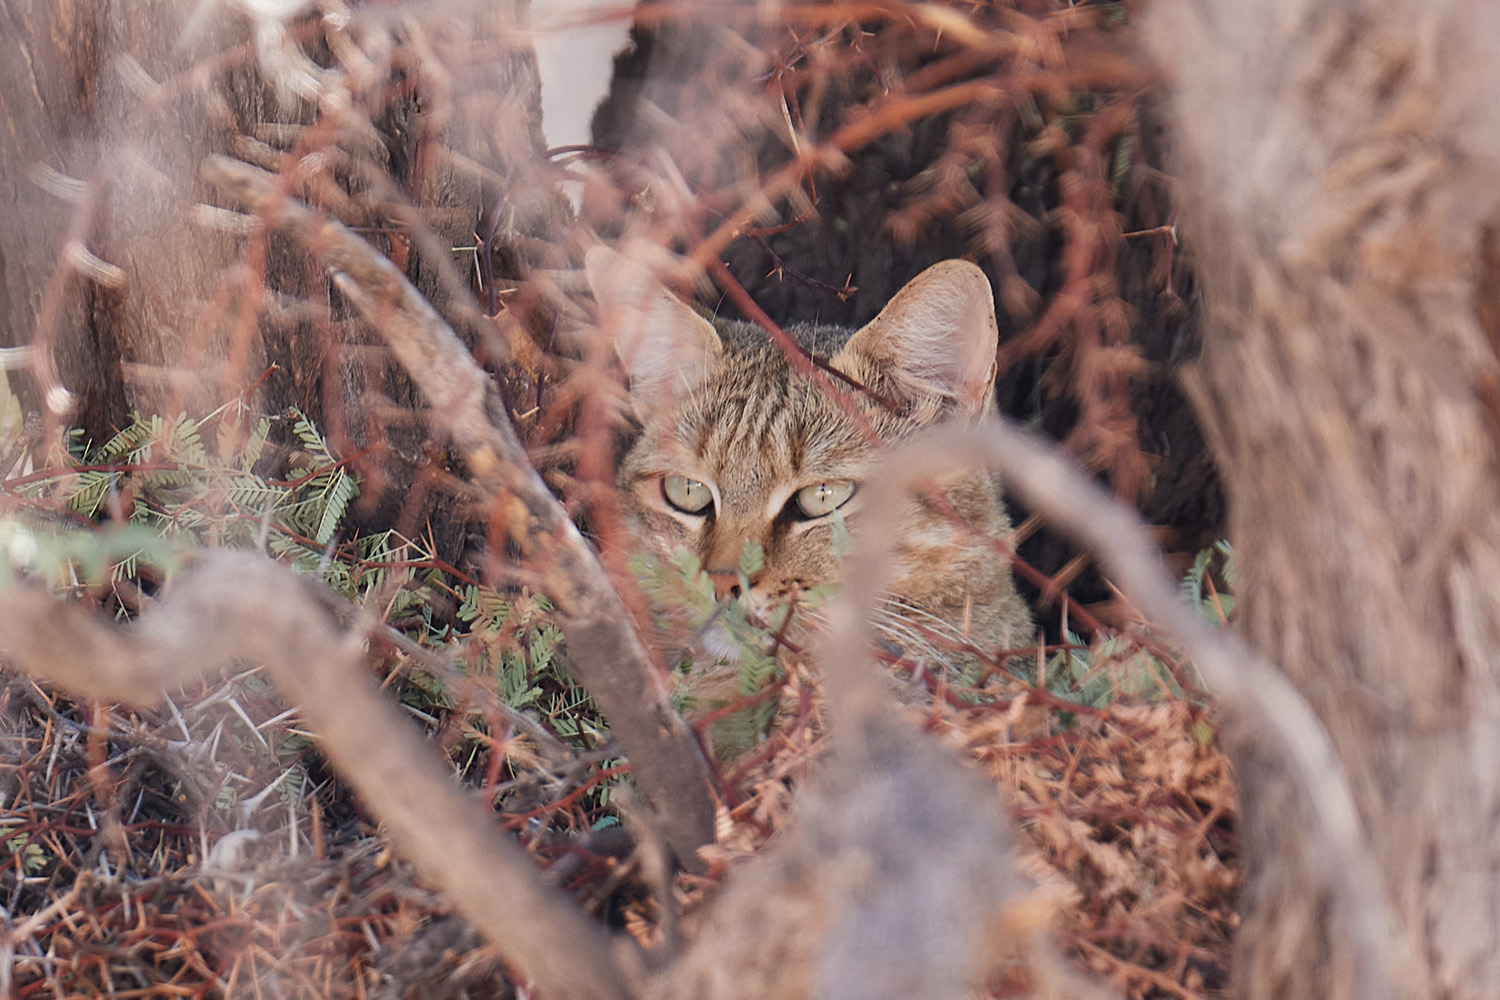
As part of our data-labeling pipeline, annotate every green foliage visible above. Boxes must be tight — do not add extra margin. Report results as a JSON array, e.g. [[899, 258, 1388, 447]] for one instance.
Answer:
[[1182, 540, 1235, 622], [213, 784, 239, 815], [4, 407, 398, 601], [284, 414, 358, 545], [456, 586, 571, 713], [2, 827, 50, 876], [630, 542, 819, 755], [3, 408, 624, 825], [0, 518, 185, 592], [737, 538, 764, 581], [449, 580, 616, 785], [1042, 625, 1181, 708], [1040, 542, 1234, 709], [828, 508, 852, 562]]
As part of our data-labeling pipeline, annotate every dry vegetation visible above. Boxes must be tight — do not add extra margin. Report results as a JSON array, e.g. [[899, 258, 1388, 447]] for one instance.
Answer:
[[0, 1, 1238, 998], [0, 623, 1237, 998]]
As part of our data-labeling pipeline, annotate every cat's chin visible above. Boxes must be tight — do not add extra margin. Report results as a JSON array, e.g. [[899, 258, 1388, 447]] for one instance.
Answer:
[[701, 627, 745, 664], [698, 619, 785, 665]]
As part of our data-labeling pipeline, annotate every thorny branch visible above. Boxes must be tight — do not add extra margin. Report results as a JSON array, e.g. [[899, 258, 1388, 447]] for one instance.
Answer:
[[0, 551, 637, 1000], [0, 417, 1251, 1000], [201, 153, 719, 872]]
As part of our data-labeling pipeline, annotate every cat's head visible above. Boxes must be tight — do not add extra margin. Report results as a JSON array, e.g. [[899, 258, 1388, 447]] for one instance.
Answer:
[[587, 247, 1018, 670]]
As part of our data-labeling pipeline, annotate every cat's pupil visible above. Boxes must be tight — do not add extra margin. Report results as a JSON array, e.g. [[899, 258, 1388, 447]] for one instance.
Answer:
[[663, 474, 713, 514], [793, 479, 855, 519]]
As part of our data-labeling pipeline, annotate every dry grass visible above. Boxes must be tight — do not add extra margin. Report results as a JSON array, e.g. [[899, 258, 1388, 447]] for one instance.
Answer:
[[4, 628, 1236, 999]]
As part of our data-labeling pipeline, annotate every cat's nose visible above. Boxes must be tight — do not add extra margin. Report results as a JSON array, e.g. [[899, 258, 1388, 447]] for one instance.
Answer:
[[708, 569, 742, 602]]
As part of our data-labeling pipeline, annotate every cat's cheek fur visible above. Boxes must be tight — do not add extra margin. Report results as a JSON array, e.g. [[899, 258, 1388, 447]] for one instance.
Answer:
[[624, 502, 704, 563]]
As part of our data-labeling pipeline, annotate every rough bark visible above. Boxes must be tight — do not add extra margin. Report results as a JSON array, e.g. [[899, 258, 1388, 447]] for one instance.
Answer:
[[0, 1, 567, 556], [1147, 1, 1500, 996], [0, 0, 238, 435]]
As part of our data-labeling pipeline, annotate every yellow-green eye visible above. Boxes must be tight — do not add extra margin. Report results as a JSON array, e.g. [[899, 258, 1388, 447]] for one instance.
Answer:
[[663, 475, 713, 514], [794, 479, 855, 518]]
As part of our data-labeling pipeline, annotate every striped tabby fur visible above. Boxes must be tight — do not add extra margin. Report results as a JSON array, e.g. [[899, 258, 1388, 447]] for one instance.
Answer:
[[588, 248, 1032, 707]]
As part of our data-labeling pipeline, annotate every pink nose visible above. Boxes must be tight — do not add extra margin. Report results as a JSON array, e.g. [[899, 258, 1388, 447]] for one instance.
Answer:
[[709, 569, 742, 602]]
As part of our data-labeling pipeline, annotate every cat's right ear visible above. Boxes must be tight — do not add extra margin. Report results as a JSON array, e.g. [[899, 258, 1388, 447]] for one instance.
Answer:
[[585, 245, 722, 405], [834, 259, 1000, 420]]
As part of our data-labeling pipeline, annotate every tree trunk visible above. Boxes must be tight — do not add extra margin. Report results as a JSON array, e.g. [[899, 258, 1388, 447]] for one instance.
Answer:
[[0, 0, 233, 436], [1148, 1, 1500, 996], [0, 0, 567, 552]]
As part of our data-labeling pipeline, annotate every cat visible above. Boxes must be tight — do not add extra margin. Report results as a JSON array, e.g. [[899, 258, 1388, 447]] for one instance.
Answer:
[[586, 246, 1032, 710]]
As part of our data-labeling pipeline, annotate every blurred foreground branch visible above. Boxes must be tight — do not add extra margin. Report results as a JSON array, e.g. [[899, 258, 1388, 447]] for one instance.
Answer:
[[0, 413, 1270, 1000], [819, 420, 1398, 1000], [201, 153, 718, 871], [0, 551, 636, 1000]]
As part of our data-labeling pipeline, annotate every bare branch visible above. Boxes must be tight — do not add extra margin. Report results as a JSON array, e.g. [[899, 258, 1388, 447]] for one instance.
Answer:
[[818, 419, 1399, 1000], [201, 153, 718, 870], [0, 550, 636, 1000]]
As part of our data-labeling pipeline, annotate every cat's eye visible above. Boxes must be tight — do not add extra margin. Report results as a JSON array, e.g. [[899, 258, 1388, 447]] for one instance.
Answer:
[[794, 479, 856, 518], [663, 475, 714, 514]]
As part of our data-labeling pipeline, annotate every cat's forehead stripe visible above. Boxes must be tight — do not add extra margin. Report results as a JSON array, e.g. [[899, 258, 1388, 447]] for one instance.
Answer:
[[653, 327, 918, 516], [666, 351, 871, 517]]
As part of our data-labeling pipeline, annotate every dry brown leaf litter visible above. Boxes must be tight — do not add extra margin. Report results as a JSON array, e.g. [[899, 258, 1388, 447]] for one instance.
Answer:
[[3, 638, 1236, 1000]]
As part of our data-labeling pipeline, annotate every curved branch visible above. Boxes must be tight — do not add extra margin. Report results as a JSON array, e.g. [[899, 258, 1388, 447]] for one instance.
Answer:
[[0, 550, 636, 1000], [201, 153, 718, 871], [817, 419, 1398, 1000]]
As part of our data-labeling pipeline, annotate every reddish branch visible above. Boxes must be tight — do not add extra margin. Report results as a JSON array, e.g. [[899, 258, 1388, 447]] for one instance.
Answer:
[[201, 154, 718, 872], [0, 551, 636, 1000]]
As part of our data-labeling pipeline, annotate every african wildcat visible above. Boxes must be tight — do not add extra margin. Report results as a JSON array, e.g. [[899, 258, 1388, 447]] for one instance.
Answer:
[[587, 247, 1032, 707]]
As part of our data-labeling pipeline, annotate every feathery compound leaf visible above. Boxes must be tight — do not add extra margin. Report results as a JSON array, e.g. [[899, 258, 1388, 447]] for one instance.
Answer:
[[1181, 547, 1213, 606], [458, 584, 511, 632], [314, 468, 356, 545], [738, 539, 764, 579], [239, 417, 272, 472], [169, 412, 206, 465], [65, 471, 117, 517]]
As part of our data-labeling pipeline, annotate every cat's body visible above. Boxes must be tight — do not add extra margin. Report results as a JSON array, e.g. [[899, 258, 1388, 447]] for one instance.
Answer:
[[588, 248, 1031, 707]]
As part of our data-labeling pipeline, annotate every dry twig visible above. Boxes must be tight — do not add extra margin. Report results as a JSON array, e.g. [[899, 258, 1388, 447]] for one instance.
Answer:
[[0, 551, 638, 1000], [201, 152, 718, 872]]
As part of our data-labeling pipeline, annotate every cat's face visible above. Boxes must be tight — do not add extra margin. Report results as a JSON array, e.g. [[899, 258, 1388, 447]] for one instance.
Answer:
[[618, 334, 876, 624], [589, 249, 1030, 680]]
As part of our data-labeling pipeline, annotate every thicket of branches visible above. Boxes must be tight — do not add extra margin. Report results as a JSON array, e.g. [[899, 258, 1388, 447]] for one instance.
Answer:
[[0, 0, 1428, 997]]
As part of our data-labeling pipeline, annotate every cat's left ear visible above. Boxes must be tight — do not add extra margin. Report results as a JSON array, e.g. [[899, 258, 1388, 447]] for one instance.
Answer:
[[834, 260, 1000, 419]]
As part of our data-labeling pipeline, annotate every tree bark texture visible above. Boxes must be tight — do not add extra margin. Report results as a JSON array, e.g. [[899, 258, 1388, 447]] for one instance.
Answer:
[[1148, 1, 1500, 996], [0, 1, 566, 535], [0, 0, 235, 434]]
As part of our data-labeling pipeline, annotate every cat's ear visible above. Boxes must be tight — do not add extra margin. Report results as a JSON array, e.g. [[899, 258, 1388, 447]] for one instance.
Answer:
[[833, 260, 1000, 418], [585, 245, 722, 399]]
